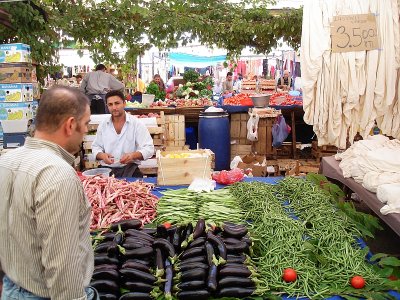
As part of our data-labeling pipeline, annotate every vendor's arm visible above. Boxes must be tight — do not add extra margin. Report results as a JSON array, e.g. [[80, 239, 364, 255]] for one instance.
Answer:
[[36, 179, 90, 300], [120, 151, 144, 164], [109, 75, 125, 92], [277, 78, 284, 89], [120, 120, 154, 164], [92, 122, 114, 164]]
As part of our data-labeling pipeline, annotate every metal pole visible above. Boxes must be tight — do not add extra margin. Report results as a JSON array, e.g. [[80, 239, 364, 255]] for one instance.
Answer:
[[152, 53, 155, 78], [138, 55, 142, 78]]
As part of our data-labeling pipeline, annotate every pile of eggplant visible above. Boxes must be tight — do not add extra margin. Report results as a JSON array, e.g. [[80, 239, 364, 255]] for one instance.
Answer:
[[90, 218, 258, 300], [175, 220, 258, 299]]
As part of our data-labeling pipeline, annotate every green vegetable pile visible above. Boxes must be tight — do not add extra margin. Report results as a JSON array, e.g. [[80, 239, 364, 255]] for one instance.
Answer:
[[145, 82, 166, 100], [230, 178, 400, 299], [155, 188, 243, 226]]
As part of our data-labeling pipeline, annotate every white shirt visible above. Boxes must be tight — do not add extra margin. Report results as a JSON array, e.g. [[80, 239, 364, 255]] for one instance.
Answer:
[[92, 113, 155, 168]]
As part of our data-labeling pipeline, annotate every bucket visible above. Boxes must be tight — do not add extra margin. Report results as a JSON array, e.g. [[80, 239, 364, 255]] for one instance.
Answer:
[[82, 167, 112, 177], [198, 111, 230, 171]]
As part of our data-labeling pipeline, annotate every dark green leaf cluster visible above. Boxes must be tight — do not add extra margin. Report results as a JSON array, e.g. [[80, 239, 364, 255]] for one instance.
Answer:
[[0, 0, 302, 82]]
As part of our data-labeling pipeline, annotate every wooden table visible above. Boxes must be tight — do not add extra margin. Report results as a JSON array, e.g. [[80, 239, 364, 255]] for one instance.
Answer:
[[320, 156, 400, 236]]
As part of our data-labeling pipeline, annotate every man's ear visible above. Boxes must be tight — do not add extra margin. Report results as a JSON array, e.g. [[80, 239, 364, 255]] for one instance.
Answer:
[[64, 116, 75, 136]]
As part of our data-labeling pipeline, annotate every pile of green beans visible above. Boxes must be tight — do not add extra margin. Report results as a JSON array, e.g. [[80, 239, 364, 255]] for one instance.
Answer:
[[230, 180, 388, 299], [276, 178, 384, 293], [155, 188, 243, 225]]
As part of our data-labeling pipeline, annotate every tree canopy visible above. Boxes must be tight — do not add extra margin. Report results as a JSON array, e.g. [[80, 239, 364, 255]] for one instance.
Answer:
[[0, 0, 302, 79]]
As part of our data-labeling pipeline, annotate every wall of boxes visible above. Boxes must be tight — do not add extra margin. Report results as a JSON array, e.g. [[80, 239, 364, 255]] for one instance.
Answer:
[[0, 43, 40, 140]]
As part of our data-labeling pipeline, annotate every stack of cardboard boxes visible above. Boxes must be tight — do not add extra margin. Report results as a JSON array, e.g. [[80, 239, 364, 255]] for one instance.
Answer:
[[0, 43, 39, 144]]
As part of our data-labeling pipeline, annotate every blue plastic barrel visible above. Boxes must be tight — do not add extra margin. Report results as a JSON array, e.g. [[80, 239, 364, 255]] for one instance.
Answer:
[[198, 111, 230, 171]]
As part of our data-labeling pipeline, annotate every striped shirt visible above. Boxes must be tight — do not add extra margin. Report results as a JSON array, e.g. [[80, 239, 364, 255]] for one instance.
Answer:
[[0, 138, 94, 299]]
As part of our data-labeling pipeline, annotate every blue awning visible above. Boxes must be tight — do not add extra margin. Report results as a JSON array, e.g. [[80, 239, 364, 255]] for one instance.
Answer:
[[168, 52, 227, 67]]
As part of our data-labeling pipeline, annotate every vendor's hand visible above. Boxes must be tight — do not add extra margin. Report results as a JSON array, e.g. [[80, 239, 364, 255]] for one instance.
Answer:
[[100, 153, 114, 164], [119, 153, 133, 164]]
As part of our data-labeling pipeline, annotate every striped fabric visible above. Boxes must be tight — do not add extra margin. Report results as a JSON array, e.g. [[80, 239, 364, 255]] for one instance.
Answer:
[[0, 138, 94, 300]]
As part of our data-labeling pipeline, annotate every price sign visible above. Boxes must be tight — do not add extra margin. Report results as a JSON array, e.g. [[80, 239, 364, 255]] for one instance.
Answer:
[[331, 14, 379, 52]]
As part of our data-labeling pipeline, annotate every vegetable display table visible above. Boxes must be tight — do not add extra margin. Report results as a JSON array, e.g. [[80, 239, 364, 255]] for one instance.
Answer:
[[320, 156, 400, 237], [124, 176, 400, 300]]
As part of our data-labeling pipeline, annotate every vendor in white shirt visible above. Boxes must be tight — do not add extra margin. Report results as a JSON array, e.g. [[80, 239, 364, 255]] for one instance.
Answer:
[[91, 90, 154, 177]]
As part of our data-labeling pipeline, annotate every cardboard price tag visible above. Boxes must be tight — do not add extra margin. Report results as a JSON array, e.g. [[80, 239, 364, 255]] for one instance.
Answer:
[[331, 14, 379, 53]]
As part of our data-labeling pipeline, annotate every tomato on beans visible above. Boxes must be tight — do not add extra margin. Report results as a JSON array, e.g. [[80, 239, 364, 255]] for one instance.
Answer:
[[350, 276, 365, 289], [282, 268, 297, 282]]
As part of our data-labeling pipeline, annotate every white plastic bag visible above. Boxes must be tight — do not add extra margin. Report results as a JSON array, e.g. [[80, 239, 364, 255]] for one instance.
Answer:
[[247, 113, 259, 142], [188, 177, 216, 193]]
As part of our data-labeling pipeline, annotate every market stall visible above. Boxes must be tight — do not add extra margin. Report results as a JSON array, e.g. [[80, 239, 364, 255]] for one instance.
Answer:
[[84, 173, 400, 300], [320, 156, 400, 236]]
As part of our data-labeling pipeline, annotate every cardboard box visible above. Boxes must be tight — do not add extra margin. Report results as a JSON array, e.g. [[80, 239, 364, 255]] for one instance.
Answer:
[[0, 102, 32, 121], [0, 43, 31, 63], [237, 154, 268, 177], [31, 100, 38, 119], [0, 83, 33, 102], [157, 149, 213, 185], [32, 82, 40, 99], [0, 63, 33, 83]]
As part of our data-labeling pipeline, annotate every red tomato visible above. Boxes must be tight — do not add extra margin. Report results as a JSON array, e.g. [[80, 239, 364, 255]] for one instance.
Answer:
[[282, 268, 297, 282], [163, 222, 172, 229], [388, 275, 398, 281], [350, 276, 366, 289]]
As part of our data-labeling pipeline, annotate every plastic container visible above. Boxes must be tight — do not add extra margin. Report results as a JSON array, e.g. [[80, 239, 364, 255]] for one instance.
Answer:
[[141, 94, 155, 107], [198, 111, 230, 171], [82, 167, 112, 177]]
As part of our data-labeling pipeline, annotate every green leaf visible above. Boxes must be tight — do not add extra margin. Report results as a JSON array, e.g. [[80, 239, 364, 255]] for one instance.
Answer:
[[379, 257, 400, 267], [370, 253, 389, 262], [341, 295, 361, 300], [376, 267, 393, 278]]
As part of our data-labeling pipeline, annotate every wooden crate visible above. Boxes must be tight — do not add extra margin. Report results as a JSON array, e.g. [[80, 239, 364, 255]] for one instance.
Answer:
[[311, 141, 337, 162], [253, 117, 275, 158], [286, 160, 320, 176], [230, 144, 252, 160], [157, 149, 213, 185], [230, 113, 252, 146], [84, 160, 99, 169], [259, 79, 276, 91], [87, 123, 99, 132], [241, 79, 256, 91], [230, 113, 276, 158], [164, 114, 186, 147], [83, 141, 93, 150]]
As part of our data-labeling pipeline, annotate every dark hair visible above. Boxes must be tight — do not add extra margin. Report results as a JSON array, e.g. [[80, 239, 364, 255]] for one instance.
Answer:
[[76, 74, 82, 79], [95, 64, 106, 71], [36, 86, 89, 133], [227, 72, 233, 76], [105, 90, 125, 103]]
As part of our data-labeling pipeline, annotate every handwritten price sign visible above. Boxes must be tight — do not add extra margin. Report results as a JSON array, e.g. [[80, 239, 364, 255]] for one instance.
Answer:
[[331, 14, 379, 52]]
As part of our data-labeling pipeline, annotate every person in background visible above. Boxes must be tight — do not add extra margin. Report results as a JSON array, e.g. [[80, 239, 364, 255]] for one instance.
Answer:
[[92, 90, 154, 178], [0, 86, 97, 299], [277, 70, 293, 91], [136, 74, 146, 93], [58, 75, 70, 86], [150, 74, 166, 92], [222, 71, 234, 94], [80, 63, 125, 114], [76, 74, 83, 86], [233, 73, 243, 93]]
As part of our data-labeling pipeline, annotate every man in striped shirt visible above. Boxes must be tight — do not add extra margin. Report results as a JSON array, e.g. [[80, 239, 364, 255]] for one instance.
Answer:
[[0, 86, 96, 299]]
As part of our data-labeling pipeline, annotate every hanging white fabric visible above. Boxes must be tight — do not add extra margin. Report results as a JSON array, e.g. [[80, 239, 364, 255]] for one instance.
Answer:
[[301, 0, 400, 148]]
